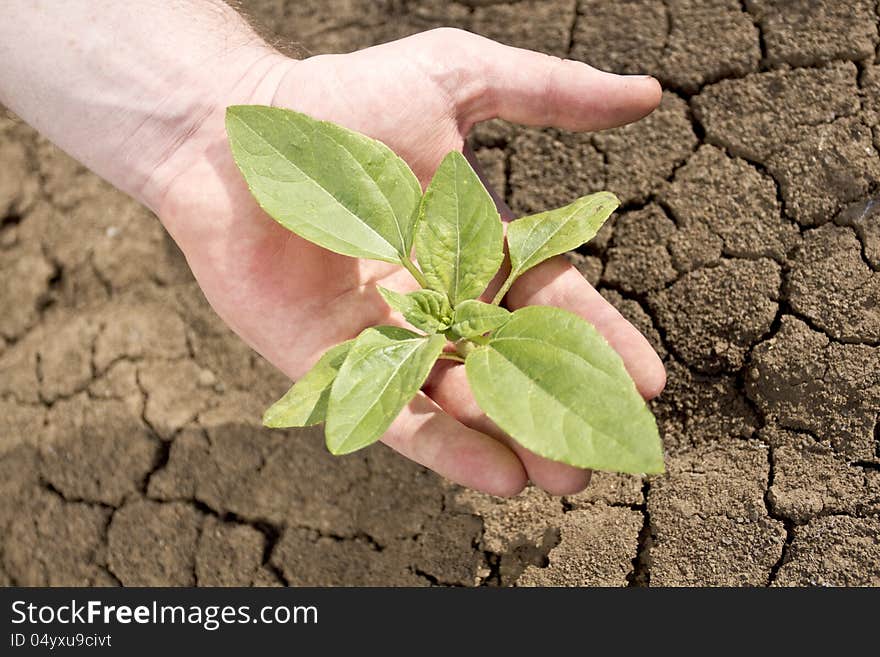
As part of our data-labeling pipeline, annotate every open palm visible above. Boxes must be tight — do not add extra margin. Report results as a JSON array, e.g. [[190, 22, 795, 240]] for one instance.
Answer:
[[156, 29, 665, 496]]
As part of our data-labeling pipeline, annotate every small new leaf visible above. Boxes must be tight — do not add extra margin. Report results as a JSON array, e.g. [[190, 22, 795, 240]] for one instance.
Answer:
[[263, 340, 353, 428], [226, 106, 421, 264], [447, 299, 511, 340], [465, 306, 663, 474], [377, 286, 453, 334], [326, 327, 445, 455], [497, 192, 618, 302], [414, 151, 504, 305]]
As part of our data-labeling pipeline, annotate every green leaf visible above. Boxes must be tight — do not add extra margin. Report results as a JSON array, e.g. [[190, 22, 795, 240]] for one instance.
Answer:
[[465, 306, 663, 474], [497, 192, 618, 302], [414, 151, 504, 305], [262, 340, 353, 428], [326, 327, 445, 455], [226, 105, 421, 263], [447, 299, 511, 339], [377, 286, 453, 334]]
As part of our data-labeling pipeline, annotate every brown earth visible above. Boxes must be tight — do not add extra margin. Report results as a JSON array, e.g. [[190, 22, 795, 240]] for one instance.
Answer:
[[1, 0, 879, 587]]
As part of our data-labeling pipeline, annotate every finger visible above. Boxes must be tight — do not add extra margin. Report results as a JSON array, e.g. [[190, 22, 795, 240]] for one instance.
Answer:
[[425, 361, 592, 496], [380, 391, 528, 497], [451, 32, 662, 131], [505, 256, 667, 400]]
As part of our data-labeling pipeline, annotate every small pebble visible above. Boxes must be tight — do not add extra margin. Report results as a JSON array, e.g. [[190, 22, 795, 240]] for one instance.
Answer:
[[0, 226, 17, 247], [197, 368, 217, 387]]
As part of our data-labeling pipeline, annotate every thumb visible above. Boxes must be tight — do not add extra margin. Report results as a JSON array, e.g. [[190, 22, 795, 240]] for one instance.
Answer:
[[455, 32, 662, 132]]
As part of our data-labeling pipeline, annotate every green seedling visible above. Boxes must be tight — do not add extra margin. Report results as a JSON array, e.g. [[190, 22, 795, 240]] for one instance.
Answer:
[[226, 105, 664, 474]]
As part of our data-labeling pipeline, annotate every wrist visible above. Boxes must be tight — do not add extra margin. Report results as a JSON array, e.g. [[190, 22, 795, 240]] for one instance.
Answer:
[[0, 1, 300, 212], [139, 47, 296, 213]]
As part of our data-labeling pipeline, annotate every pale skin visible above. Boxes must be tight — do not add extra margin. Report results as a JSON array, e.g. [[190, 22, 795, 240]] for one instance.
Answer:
[[1, 2, 665, 497]]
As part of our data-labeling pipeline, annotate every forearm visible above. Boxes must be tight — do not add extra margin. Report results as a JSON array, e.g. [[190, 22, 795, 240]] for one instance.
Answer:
[[0, 0, 293, 211]]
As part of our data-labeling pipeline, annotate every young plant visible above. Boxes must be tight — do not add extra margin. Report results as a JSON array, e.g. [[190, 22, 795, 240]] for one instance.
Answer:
[[225, 106, 664, 475]]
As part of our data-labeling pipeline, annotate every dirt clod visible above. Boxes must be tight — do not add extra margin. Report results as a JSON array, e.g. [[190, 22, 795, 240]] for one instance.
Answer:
[[694, 62, 860, 163], [42, 395, 159, 506], [767, 119, 880, 227], [195, 517, 267, 586], [107, 499, 202, 586], [138, 360, 217, 439], [573, 0, 760, 93], [745, 0, 878, 67], [747, 316, 880, 460], [660, 145, 797, 260], [786, 224, 880, 342], [517, 505, 642, 587], [660, 0, 760, 94], [648, 442, 786, 586], [271, 527, 426, 587], [764, 426, 880, 524], [774, 515, 880, 586], [603, 205, 678, 295], [4, 488, 110, 586], [650, 515, 786, 586], [649, 259, 781, 373]]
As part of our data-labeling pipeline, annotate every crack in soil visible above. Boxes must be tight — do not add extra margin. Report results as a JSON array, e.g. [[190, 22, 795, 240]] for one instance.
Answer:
[[876, 418, 880, 460], [763, 441, 794, 586], [564, 0, 577, 58], [626, 481, 652, 587]]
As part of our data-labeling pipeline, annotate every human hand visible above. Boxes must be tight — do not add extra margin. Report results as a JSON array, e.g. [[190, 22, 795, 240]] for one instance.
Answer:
[[154, 28, 666, 496]]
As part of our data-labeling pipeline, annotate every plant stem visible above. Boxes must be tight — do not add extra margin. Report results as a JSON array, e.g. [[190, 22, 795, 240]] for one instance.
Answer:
[[491, 273, 515, 306], [400, 257, 429, 288], [453, 338, 484, 360], [437, 352, 466, 363]]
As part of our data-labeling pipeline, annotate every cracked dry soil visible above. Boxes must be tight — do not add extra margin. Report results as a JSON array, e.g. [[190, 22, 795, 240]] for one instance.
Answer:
[[2, 0, 880, 587]]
